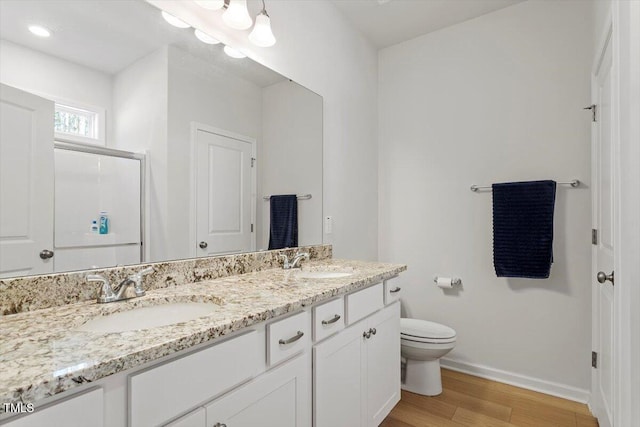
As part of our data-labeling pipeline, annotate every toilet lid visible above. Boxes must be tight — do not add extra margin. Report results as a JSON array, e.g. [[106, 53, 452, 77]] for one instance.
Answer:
[[400, 318, 456, 340]]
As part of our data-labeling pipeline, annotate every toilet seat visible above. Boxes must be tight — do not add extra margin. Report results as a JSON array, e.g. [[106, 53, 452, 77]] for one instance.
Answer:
[[401, 318, 456, 344]]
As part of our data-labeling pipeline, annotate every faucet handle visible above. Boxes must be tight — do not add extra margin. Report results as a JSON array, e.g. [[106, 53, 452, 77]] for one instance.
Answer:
[[133, 266, 154, 278], [279, 254, 290, 269], [88, 274, 116, 302], [129, 267, 153, 296]]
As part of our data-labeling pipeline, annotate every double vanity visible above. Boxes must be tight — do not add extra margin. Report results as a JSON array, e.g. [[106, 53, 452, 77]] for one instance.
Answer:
[[0, 246, 406, 427]]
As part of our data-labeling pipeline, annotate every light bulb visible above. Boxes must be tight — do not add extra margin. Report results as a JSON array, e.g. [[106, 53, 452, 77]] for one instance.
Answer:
[[28, 25, 51, 38], [194, 29, 220, 45], [224, 45, 246, 59], [161, 11, 190, 29], [248, 12, 276, 47], [223, 0, 253, 30], [194, 0, 224, 10]]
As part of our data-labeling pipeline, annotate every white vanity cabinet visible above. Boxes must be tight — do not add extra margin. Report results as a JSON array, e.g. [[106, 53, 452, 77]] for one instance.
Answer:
[[205, 354, 310, 427], [2, 388, 104, 427], [314, 285, 400, 427]]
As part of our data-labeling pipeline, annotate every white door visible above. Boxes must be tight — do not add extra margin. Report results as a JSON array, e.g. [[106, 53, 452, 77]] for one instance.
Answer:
[[0, 84, 54, 278], [195, 127, 254, 256], [591, 30, 615, 427]]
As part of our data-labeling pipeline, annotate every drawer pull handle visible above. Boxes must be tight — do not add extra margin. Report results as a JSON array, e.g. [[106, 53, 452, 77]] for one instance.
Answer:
[[321, 314, 341, 325], [279, 331, 304, 345], [390, 287, 401, 293]]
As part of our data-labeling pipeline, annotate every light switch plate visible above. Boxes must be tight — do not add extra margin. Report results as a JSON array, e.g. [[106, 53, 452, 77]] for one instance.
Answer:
[[324, 216, 333, 234]]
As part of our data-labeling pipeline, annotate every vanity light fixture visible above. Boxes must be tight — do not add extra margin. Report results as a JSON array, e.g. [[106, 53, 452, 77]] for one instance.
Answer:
[[222, 0, 253, 30], [161, 11, 191, 28], [194, 0, 224, 10], [194, 28, 221, 44], [28, 25, 51, 37], [248, 0, 276, 47], [223, 45, 246, 58]]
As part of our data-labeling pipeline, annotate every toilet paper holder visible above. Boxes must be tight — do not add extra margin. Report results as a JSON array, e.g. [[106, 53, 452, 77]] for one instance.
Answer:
[[433, 276, 462, 286]]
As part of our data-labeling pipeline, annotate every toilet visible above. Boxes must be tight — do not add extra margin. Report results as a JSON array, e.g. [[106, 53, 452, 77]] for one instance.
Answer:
[[400, 318, 457, 396]]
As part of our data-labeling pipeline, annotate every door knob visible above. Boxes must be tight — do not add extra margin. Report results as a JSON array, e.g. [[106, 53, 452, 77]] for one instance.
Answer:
[[199, 241, 208, 249], [597, 271, 614, 285], [39, 249, 54, 259]]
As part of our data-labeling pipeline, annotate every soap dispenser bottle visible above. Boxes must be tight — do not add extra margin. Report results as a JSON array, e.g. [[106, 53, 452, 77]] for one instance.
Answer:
[[99, 211, 109, 234]]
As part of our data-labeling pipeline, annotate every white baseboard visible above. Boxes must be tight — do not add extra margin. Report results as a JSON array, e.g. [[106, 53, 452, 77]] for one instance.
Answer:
[[440, 358, 590, 404]]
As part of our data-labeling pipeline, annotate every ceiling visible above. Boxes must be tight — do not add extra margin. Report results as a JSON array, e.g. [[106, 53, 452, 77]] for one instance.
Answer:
[[0, 0, 284, 87], [331, 0, 524, 49]]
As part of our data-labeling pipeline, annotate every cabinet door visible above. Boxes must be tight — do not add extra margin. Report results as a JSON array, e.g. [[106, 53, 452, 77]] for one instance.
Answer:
[[313, 319, 367, 427], [3, 388, 103, 427], [365, 302, 401, 426], [205, 354, 310, 427]]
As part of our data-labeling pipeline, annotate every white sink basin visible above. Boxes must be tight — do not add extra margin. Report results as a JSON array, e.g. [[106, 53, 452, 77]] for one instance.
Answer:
[[295, 271, 353, 279], [78, 302, 219, 333]]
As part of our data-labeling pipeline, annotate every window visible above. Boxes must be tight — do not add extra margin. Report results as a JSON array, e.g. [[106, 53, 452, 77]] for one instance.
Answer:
[[54, 102, 105, 146]]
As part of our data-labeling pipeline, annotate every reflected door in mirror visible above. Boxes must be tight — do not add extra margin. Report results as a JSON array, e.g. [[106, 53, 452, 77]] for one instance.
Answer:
[[195, 126, 256, 256], [0, 84, 54, 278]]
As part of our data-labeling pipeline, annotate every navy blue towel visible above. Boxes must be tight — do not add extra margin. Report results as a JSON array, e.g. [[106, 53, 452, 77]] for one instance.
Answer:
[[492, 180, 556, 279], [268, 195, 298, 250]]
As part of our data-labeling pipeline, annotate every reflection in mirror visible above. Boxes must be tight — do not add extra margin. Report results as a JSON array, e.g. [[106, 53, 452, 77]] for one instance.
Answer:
[[0, 0, 323, 279]]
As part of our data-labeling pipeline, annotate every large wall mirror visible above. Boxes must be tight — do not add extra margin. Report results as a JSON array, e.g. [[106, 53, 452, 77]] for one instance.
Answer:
[[0, 0, 323, 279]]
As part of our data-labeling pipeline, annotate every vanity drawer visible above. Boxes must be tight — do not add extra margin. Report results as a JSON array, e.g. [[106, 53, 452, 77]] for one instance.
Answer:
[[129, 331, 260, 427], [345, 283, 384, 325], [384, 276, 402, 305], [267, 311, 310, 367], [313, 297, 345, 342]]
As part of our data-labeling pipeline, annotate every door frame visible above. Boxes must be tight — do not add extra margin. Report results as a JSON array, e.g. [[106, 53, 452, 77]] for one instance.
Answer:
[[590, 15, 614, 425], [189, 122, 257, 258]]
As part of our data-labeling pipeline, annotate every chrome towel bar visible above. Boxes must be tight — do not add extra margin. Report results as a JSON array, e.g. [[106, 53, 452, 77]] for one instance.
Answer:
[[263, 194, 312, 200], [470, 180, 580, 192]]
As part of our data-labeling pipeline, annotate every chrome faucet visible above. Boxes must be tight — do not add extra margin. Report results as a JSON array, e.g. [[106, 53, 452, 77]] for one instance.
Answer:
[[88, 267, 154, 303], [280, 251, 310, 269]]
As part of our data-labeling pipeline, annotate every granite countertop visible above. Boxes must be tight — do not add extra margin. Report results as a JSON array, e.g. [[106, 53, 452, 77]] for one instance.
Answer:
[[0, 259, 406, 407]]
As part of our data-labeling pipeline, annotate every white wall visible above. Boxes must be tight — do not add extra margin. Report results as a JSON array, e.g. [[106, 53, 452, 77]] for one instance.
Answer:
[[167, 45, 264, 260], [0, 40, 114, 144], [147, 0, 379, 261], [113, 47, 169, 262], [379, 0, 593, 399], [261, 80, 323, 250]]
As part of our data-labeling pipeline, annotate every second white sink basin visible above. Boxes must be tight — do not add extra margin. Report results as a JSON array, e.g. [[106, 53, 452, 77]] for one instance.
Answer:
[[295, 271, 353, 279], [78, 302, 220, 333]]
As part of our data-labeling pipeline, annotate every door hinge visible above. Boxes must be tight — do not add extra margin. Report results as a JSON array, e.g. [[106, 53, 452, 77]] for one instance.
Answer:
[[584, 104, 597, 122], [251, 157, 256, 168], [592, 229, 598, 245], [592, 351, 598, 368], [251, 223, 254, 232]]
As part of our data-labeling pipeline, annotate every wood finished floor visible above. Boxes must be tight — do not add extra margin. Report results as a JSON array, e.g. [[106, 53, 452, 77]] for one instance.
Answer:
[[381, 369, 598, 427]]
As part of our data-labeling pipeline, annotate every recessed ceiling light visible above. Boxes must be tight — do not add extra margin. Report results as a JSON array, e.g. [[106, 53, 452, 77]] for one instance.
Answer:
[[161, 11, 190, 29], [194, 29, 220, 45], [223, 45, 246, 59], [28, 25, 51, 38]]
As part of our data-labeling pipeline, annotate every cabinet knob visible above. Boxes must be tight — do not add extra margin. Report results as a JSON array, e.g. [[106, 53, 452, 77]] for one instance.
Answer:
[[363, 330, 371, 339], [39, 249, 54, 259], [213, 423, 227, 427], [389, 286, 401, 293], [370, 328, 377, 335], [199, 241, 208, 249], [596, 271, 614, 285]]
